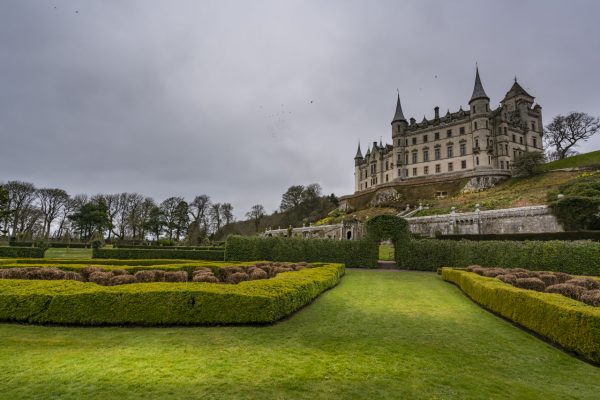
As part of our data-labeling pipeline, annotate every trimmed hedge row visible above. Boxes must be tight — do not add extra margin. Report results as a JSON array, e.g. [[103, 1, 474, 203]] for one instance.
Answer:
[[436, 231, 600, 242], [93, 248, 225, 261], [225, 236, 378, 268], [0, 247, 45, 258], [397, 239, 600, 275], [0, 263, 344, 325], [442, 268, 600, 364], [10, 241, 90, 248], [114, 245, 224, 251], [8, 258, 196, 266]]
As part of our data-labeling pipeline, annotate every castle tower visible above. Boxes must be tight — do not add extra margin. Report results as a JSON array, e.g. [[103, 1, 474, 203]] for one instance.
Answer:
[[469, 66, 493, 169], [391, 94, 408, 180], [354, 142, 363, 191]]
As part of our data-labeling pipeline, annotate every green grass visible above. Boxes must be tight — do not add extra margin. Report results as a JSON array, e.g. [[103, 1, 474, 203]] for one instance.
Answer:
[[0, 270, 598, 399], [378, 243, 395, 261], [44, 248, 92, 259], [539, 150, 600, 171]]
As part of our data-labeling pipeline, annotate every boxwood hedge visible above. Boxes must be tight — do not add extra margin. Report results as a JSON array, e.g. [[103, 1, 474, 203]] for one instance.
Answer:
[[93, 248, 225, 261], [0, 247, 44, 258], [225, 236, 378, 268], [442, 268, 600, 364], [0, 263, 344, 325], [397, 239, 600, 276]]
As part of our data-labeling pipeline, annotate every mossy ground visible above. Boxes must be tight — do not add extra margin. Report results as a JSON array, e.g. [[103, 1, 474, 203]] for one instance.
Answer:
[[0, 270, 598, 399]]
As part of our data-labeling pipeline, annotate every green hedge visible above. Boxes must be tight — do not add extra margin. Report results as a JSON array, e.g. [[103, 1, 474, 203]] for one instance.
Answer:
[[0, 247, 45, 258], [397, 239, 600, 275], [10, 241, 90, 248], [225, 236, 378, 268], [0, 263, 344, 325], [93, 248, 225, 261], [10, 258, 195, 266], [435, 231, 600, 242], [442, 268, 600, 364], [114, 244, 224, 251]]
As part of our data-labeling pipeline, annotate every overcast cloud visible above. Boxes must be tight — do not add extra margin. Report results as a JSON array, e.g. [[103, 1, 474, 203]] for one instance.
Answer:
[[1, 0, 599, 218]]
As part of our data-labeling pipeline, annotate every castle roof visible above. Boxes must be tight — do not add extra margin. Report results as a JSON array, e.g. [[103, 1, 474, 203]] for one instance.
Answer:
[[354, 142, 363, 159], [391, 94, 406, 123], [469, 66, 489, 103], [502, 80, 534, 102]]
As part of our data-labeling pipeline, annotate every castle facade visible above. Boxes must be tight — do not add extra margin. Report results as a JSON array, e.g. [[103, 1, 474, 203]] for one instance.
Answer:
[[354, 68, 544, 193]]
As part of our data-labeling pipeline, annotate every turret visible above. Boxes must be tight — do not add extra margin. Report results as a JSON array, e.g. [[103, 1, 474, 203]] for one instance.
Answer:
[[469, 65, 490, 114], [354, 142, 363, 166], [391, 94, 408, 138], [469, 65, 493, 169]]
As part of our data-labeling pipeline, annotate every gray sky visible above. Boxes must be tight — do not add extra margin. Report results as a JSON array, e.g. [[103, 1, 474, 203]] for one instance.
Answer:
[[1, 0, 599, 218]]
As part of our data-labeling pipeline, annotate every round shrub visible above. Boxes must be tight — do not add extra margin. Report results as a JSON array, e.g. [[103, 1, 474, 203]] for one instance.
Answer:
[[64, 271, 83, 281], [134, 270, 158, 283], [164, 271, 188, 282], [497, 274, 517, 285], [109, 275, 137, 286], [554, 272, 572, 283], [538, 273, 559, 287], [111, 269, 129, 276], [88, 271, 113, 286], [153, 270, 165, 282], [565, 277, 600, 290], [514, 278, 546, 292], [514, 272, 532, 279], [193, 267, 213, 275], [81, 266, 103, 280], [580, 290, 600, 307], [546, 283, 586, 300], [192, 274, 219, 283], [226, 272, 249, 284], [482, 268, 509, 278], [249, 268, 268, 280]]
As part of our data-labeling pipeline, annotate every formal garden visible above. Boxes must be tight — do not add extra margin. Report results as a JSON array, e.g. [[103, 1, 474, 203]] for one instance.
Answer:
[[1, 215, 600, 398]]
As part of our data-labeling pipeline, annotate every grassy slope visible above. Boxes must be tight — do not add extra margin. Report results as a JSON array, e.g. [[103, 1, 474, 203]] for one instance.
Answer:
[[0, 270, 598, 399], [539, 150, 600, 172]]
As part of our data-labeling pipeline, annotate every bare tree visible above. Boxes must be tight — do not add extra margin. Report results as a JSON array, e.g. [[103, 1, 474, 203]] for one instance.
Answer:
[[37, 188, 69, 238], [209, 203, 223, 233], [246, 204, 266, 232], [544, 112, 600, 159], [4, 181, 37, 237], [221, 203, 234, 226], [188, 195, 211, 240]]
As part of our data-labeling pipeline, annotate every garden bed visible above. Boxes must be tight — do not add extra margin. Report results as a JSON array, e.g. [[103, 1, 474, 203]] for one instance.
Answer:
[[0, 262, 344, 326], [441, 267, 600, 364]]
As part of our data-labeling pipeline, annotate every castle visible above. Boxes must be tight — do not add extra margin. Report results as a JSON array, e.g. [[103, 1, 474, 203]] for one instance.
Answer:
[[353, 67, 544, 193]]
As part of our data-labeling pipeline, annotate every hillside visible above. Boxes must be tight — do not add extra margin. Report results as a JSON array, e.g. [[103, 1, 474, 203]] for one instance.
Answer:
[[538, 150, 600, 171]]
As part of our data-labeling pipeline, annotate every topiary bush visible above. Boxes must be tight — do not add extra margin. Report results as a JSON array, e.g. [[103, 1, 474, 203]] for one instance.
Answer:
[[565, 277, 600, 290], [581, 290, 600, 307], [514, 277, 546, 292], [93, 248, 225, 261], [0, 247, 44, 258], [546, 283, 586, 300]]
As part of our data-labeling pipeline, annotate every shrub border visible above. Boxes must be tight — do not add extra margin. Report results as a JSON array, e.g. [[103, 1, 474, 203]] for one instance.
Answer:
[[93, 248, 225, 261], [442, 267, 600, 364]]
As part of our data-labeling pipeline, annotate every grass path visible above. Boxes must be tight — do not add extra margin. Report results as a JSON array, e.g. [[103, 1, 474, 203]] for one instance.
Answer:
[[0, 270, 598, 399]]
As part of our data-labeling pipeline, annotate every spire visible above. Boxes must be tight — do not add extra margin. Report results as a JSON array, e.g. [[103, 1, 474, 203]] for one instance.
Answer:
[[354, 142, 363, 159], [365, 145, 371, 157], [469, 65, 489, 103], [392, 94, 406, 123]]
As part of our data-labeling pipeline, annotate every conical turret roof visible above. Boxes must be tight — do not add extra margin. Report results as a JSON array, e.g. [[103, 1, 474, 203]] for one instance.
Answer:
[[354, 142, 363, 159], [469, 66, 489, 103], [503, 79, 534, 101], [392, 94, 406, 123]]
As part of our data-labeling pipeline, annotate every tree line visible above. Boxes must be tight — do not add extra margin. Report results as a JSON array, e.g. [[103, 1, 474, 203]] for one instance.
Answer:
[[0, 182, 233, 244]]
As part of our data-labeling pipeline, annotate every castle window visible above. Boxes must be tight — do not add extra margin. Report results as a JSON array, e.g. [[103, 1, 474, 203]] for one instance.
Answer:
[[460, 127, 465, 135], [507, 161, 510, 169], [405, 154, 409, 164], [405, 139, 408, 146], [386, 174, 389, 182], [448, 162, 454, 172], [473, 105, 476, 113], [500, 160, 504, 169], [498, 127, 502, 134], [533, 137, 537, 148], [447, 146, 453, 158], [412, 167, 417, 176], [423, 135, 428, 143], [424, 166, 429, 175], [519, 136, 523, 144], [412, 152, 418, 164], [474, 122, 478, 130], [505, 144, 508, 154], [461, 160, 467, 169], [385, 161, 389, 170], [412, 137, 417, 145], [423, 149, 429, 162], [460, 143, 466, 156], [531, 121, 535, 131], [435, 164, 441, 173], [397, 125, 402, 133], [434, 148, 441, 160], [504, 127, 507, 134], [435, 132, 440, 140], [485, 121, 488, 128], [398, 139, 402, 146], [476, 156, 479, 166], [512, 134, 516, 142], [486, 104, 489, 112], [447, 129, 452, 138]]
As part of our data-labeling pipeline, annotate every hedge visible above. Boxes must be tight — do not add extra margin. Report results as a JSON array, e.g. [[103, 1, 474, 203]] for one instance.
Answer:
[[10, 241, 90, 248], [225, 236, 378, 268], [397, 239, 600, 275], [114, 245, 224, 251], [0, 263, 344, 325], [0, 247, 45, 258], [9, 258, 195, 266], [93, 248, 225, 261], [442, 268, 600, 364], [436, 231, 600, 242]]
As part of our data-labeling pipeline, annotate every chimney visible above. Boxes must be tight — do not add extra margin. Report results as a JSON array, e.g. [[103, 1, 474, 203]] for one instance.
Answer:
[[410, 117, 416, 125], [434, 106, 440, 119]]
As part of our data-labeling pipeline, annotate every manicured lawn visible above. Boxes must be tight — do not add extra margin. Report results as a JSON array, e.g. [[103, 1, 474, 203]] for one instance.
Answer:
[[378, 243, 395, 261], [44, 248, 92, 259], [0, 270, 598, 399]]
